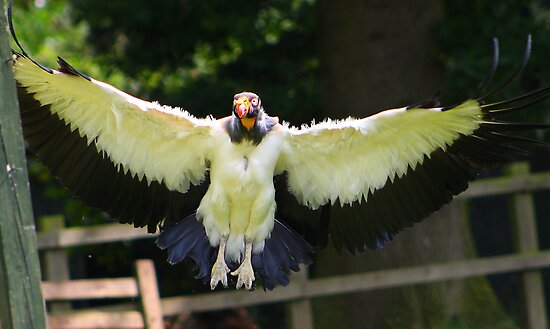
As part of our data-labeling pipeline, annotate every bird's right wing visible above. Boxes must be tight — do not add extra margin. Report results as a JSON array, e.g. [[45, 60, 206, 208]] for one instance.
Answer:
[[14, 53, 216, 231]]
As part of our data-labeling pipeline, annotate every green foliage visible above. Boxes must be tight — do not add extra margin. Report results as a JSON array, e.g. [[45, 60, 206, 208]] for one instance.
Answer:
[[11, 0, 107, 78], [68, 0, 322, 123]]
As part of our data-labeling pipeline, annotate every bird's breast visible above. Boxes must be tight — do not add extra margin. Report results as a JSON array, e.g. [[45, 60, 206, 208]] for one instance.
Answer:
[[197, 130, 285, 250], [210, 130, 285, 190]]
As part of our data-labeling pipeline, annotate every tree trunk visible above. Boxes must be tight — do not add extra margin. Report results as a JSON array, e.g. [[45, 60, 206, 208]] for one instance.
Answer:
[[312, 1, 518, 328]]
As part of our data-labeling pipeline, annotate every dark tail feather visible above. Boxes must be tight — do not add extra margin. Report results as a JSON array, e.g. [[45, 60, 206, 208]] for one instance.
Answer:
[[252, 219, 315, 290], [157, 216, 314, 290], [156, 214, 214, 282]]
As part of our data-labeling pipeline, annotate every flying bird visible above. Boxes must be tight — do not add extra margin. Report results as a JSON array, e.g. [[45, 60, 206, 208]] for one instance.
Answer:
[[9, 6, 550, 290]]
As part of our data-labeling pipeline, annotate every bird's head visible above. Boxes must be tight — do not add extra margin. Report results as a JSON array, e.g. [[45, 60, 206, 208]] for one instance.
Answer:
[[233, 92, 262, 131]]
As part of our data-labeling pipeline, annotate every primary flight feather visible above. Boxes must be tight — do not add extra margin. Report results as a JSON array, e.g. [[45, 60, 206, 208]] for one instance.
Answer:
[[10, 7, 550, 290]]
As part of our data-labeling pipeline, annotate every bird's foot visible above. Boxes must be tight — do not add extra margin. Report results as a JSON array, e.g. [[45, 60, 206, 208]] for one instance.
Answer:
[[210, 236, 230, 290], [231, 240, 255, 290], [210, 258, 230, 290], [231, 260, 255, 290]]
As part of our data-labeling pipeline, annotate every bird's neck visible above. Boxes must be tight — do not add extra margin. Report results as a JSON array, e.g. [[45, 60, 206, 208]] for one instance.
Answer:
[[227, 110, 276, 144]]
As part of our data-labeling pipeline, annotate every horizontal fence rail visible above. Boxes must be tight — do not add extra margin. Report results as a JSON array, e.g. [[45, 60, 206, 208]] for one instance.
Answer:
[[90, 250, 550, 316], [37, 223, 151, 250]]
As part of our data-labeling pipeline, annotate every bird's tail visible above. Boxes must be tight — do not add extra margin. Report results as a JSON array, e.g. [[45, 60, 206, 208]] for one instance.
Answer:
[[157, 215, 314, 290], [156, 214, 214, 282], [251, 219, 314, 290]]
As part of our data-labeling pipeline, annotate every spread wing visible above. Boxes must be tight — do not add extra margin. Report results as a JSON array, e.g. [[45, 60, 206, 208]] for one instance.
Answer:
[[277, 92, 550, 252], [14, 54, 215, 232], [281, 101, 483, 209]]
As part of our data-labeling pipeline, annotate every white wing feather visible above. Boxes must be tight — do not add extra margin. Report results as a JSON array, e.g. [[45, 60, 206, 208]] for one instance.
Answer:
[[279, 101, 484, 209], [14, 56, 215, 193]]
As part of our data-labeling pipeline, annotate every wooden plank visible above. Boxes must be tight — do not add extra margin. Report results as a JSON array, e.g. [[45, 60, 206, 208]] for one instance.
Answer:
[[40, 216, 71, 312], [160, 283, 302, 315], [0, 1, 48, 328], [287, 266, 313, 329], [458, 171, 550, 199], [507, 163, 548, 329], [37, 223, 152, 250], [42, 278, 139, 300], [522, 273, 547, 329], [134, 260, 164, 329], [303, 252, 550, 298], [47, 311, 144, 329], [160, 250, 550, 315]]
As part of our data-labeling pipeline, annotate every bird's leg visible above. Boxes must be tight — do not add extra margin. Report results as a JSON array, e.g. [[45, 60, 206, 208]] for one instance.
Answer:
[[231, 240, 255, 290], [210, 236, 230, 290]]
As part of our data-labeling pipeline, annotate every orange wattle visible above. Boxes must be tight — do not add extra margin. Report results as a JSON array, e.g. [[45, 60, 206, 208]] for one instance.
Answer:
[[241, 117, 256, 131]]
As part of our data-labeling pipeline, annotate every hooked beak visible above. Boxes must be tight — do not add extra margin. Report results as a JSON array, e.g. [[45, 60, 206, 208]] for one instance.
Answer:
[[234, 96, 250, 118]]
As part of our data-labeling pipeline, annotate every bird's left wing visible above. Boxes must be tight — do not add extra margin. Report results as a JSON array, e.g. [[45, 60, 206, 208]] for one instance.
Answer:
[[14, 54, 216, 231], [280, 100, 483, 209], [277, 95, 549, 252]]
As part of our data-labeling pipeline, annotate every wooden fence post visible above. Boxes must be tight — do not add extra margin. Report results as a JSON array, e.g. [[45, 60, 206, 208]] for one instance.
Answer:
[[41, 215, 71, 312], [507, 162, 547, 329], [0, 1, 48, 328], [135, 260, 164, 329], [287, 266, 313, 329]]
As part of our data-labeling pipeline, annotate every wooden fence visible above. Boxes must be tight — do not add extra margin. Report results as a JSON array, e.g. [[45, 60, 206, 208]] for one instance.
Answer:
[[36, 162, 550, 329]]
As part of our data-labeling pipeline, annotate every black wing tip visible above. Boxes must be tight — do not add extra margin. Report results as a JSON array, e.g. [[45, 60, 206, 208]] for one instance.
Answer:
[[444, 35, 542, 113], [406, 90, 442, 110], [481, 84, 550, 115], [11, 48, 23, 58], [8, 0, 23, 56], [8, 0, 53, 74], [413, 35, 531, 112], [57, 56, 92, 81], [474, 37, 500, 98], [9, 0, 89, 81], [477, 34, 533, 102]]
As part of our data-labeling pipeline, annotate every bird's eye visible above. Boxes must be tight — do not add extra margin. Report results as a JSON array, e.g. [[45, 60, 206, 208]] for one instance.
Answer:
[[251, 98, 258, 106]]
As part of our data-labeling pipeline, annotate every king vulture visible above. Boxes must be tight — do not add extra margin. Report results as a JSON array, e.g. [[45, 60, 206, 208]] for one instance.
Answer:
[[9, 5, 550, 290]]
